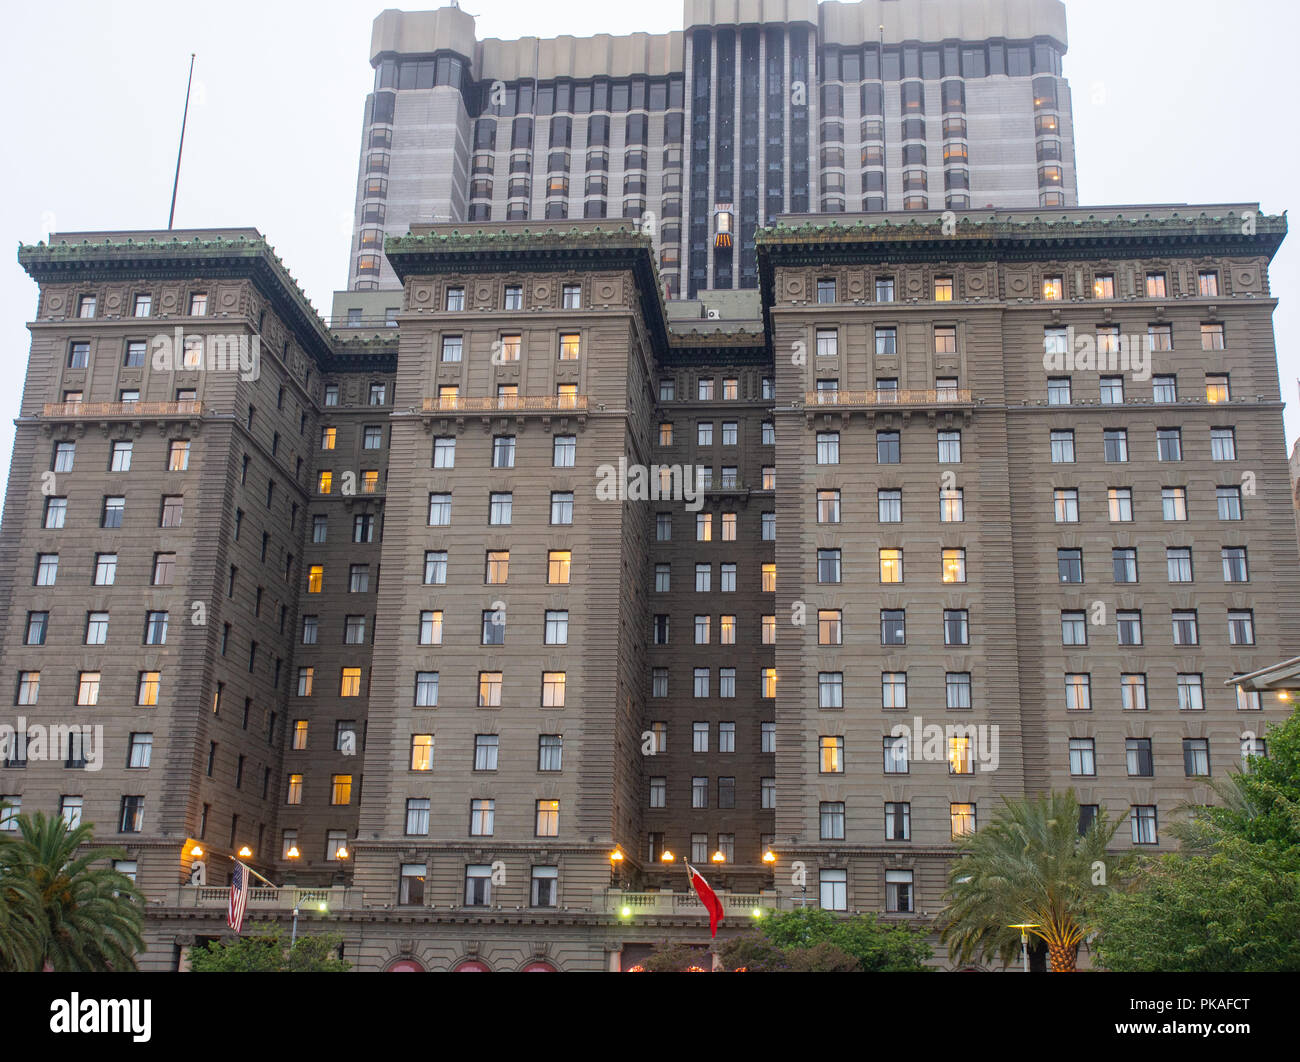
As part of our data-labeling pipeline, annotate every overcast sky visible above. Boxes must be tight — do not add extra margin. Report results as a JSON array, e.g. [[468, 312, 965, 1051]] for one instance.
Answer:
[[2, 0, 1296, 500]]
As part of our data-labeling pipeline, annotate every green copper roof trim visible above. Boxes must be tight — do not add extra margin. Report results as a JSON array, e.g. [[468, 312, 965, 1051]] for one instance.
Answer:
[[18, 234, 334, 362], [756, 210, 1287, 251]]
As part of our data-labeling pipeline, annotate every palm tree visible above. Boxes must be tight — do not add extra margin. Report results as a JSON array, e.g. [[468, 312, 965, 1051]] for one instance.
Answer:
[[4, 811, 145, 971], [0, 803, 43, 972], [939, 791, 1125, 972]]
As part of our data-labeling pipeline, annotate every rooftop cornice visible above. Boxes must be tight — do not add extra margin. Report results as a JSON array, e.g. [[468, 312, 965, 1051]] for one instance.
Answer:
[[755, 209, 1288, 263], [385, 224, 671, 353], [17, 233, 336, 364]]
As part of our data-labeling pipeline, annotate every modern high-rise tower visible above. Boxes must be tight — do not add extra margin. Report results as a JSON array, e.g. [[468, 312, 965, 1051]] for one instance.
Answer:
[[348, 0, 1077, 295]]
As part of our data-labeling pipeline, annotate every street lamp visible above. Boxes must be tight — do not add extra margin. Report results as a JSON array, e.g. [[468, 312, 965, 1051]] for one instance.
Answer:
[[188, 844, 203, 858], [762, 850, 777, 865], [1008, 924, 1040, 973], [711, 850, 726, 863], [237, 845, 253, 858], [285, 845, 300, 859], [659, 850, 675, 863]]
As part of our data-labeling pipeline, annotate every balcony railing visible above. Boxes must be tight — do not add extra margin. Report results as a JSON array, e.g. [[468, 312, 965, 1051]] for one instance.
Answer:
[[805, 388, 972, 408], [159, 882, 790, 917], [42, 400, 203, 418], [603, 889, 781, 915], [164, 883, 359, 910], [422, 395, 588, 414]]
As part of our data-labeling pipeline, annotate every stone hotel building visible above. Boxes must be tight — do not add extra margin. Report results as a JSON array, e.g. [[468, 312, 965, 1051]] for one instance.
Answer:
[[0, 0, 1296, 972]]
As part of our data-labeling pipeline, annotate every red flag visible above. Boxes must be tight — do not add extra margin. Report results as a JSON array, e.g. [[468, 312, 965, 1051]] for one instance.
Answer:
[[685, 862, 723, 938]]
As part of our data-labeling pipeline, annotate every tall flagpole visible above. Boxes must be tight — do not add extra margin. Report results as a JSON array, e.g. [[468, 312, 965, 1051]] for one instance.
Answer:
[[168, 54, 196, 230]]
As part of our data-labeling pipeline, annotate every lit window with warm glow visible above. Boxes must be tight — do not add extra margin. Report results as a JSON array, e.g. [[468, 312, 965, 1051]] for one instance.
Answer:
[[942, 548, 966, 583]]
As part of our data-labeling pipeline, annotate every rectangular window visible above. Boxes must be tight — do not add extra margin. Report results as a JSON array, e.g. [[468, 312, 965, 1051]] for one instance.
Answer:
[[1217, 487, 1243, 520], [1103, 429, 1128, 463], [24, 612, 49, 646], [545, 610, 569, 645], [428, 493, 452, 526], [1050, 430, 1075, 463], [1065, 673, 1091, 711], [1183, 739, 1210, 777], [144, 610, 169, 645], [820, 869, 848, 911], [1069, 738, 1096, 777], [478, 672, 502, 707], [340, 668, 362, 697], [35, 553, 58, 586], [1107, 488, 1132, 522], [1121, 673, 1148, 711], [1117, 611, 1143, 646], [1222, 546, 1249, 583], [551, 492, 574, 525], [1211, 428, 1236, 461], [951, 803, 976, 839], [1162, 487, 1188, 522], [418, 610, 443, 646], [819, 801, 846, 839], [1228, 610, 1255, 645], [415, 672, 439, 707], [471, 798, 495, 836], [1126, 739, 1154, 777], [884, 735, 909, 774], [1167, 547, 1193, 582], [1178, 674, 1204, 711], [943, 609, 969, 646]]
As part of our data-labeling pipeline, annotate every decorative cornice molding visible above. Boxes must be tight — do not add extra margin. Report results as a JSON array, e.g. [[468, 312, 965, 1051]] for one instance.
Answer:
[[18, 234, 335, 364]]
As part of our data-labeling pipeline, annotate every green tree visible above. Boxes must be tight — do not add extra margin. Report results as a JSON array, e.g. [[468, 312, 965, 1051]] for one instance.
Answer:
[[1092, 708, 1300, 971], [1092, 835, 1300, 971], [719, 907, 931, 972], [189, 922, 350, 972], [1180, 709, 1300, 851], [0, 804, 44, 972], [716, 933, 862, 972], [939, 790, 1124, 972], [2, 811, 143, 971]]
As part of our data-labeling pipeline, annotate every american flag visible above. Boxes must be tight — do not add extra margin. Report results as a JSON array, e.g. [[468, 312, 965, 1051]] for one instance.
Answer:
[[228, 862, 251, 933]]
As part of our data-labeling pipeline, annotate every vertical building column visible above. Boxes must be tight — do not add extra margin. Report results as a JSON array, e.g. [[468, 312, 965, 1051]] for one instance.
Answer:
[[682, 29, 695, 299], [731, 28, 742, 280], [782, 30, 792, 216], [805, 27, 818, 212], [706, 31, 718, 292], [756, 30, 766, 228]]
